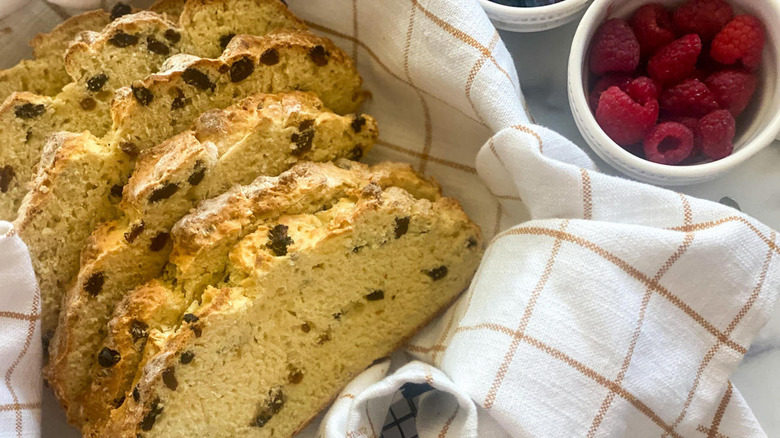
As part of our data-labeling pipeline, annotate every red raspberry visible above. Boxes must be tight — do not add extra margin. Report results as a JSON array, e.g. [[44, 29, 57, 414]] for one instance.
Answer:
[[648, 34, 702, 86], [699, 109, 735, 159], [704, 69, 758, 117], [625, 76, 660, 104], [671, 116, 703, 155], [589, 73, 633, 110], [596, 86, 659, 146], [643, 122, 695, 164], [660, 78, 720, 118], [673, 0, 734, 41], [631, 4, 676, 57], [711, 15, 765, 70], [589, 19, 640, 75]]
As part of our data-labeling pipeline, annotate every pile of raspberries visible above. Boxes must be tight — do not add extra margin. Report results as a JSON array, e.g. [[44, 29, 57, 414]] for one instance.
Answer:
[[588, 0, 764, 165]]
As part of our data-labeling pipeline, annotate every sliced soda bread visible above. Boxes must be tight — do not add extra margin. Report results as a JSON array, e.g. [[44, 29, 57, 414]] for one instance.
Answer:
[[0, 0, 186, 102], [0, 0, 305, 221], [0, 11, 186, 221], [99, 160, 482, 437], [0, 92, 56, 220], [16, 30, 365, 340], [0, 10, 111, 101], [58, 11, 187, 134], [45, 92, 377, 425], [177, 0, 306, 58], [2, 26, 360, 222], [85, 160, 454, 436]]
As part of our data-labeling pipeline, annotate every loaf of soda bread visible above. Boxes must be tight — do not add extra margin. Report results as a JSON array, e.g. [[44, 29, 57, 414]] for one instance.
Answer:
[[0, 0, 306, 221], [97, 160, 482, 437], [45, 92, 377, 426]]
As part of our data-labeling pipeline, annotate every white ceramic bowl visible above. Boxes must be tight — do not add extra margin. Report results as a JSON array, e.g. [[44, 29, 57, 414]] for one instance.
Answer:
[[479, 0, 593, 32], [568, 0, 780, 186]]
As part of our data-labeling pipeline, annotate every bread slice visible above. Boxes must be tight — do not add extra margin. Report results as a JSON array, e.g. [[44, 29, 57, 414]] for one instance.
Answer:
[[80, 160, 437, 434], [14, 132, 134, 346], [96, 160, 482, 437], [44, 92, 377, 426], [0, 10, 111, 101], [0, 92, 56, 220], [17, 30, 365, 342], [0, 1, 186, 102], [177, 0, 306, 58], [110, 30, 364, 153]]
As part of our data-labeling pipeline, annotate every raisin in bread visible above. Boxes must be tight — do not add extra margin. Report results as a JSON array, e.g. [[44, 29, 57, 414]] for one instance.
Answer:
[[0, 92, 57, 218], [44, 92, 377, 425], [0, 1, 186, 102], [16, 29, 365, 341], [96, 160, 482, 437], [0, 10, 111, 101]]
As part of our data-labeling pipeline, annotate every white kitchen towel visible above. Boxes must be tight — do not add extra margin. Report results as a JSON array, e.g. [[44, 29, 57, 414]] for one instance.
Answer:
[[0, 223, 41, 437], [0, 0, 778, 437]]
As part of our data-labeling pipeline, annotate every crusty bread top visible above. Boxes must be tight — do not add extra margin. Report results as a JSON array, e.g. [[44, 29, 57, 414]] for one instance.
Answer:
[[30, 0, 185, 59], [101, 161, 480, 437], [13, 131, 101, 220], [170, 160, 441, 267], [189, 91, 326, 153], [13, 131, 101, 231]]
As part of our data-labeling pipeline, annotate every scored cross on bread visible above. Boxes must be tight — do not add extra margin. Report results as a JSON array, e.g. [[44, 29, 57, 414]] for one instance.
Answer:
[[44, 92, 377, 426], [94, 160, 482, 437]]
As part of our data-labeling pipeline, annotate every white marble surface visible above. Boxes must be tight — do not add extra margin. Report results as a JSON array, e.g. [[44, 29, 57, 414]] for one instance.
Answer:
[[500, 17, 780, 435]]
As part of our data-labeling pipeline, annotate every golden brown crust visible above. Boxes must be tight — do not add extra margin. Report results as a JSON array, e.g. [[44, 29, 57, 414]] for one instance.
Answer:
[[80, 279, 183, 435], [171, 160, 439, 263], [120, 131, 219, 217], [178, 0, 306, 57]]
